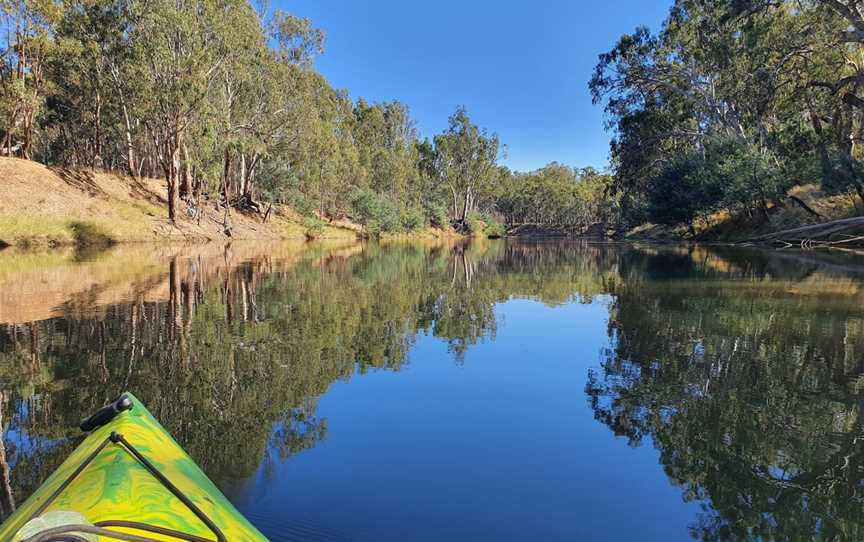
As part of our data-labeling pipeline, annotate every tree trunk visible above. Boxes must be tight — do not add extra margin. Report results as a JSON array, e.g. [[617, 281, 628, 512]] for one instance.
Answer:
[[180, 143, 192, 199], [460, 185, 473, 222], [788, 195, 824, 218], [21, 114, 32, 160], [450, 186, 458, 220], [245, 153, 260, 199], [222, 148, 232, 206], [0, 393, 15, 514], [239, 154, 247, 198], [167, 139, 180, 222], [808, 105, 834, 187], [111, 62, 137, 178], [93, 90, 102, 168]]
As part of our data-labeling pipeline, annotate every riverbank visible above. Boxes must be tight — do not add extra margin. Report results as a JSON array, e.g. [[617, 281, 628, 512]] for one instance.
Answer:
[[625, 185, 864, 247], [0, 158, 460, 247]]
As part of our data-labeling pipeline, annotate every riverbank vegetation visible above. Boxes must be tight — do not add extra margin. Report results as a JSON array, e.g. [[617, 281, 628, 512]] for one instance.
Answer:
[[591, 0, 864, 240], [0, 0, 615, 242], [8, 1, 864, 245]]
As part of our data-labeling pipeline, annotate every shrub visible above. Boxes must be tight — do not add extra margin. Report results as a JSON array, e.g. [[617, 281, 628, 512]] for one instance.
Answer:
[[350, 189, 402, 234], [67, 221, 114, 247], [285, 191, 317, 218], [362, 220, 382, 239], [484, 216, 507, 238], [302, 217, 325, 241], [400, 206, 426, 231], [465, 211, 486, 235], [425, 203, 450, 230]]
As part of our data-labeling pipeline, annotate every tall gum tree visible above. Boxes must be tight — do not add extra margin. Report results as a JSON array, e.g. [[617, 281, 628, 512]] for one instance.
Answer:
[[130, 0, 246, 222], [432, 107, 501, 224]]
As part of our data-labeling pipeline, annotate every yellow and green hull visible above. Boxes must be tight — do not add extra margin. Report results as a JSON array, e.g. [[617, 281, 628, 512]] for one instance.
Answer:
[[0, 393, 267, 541]]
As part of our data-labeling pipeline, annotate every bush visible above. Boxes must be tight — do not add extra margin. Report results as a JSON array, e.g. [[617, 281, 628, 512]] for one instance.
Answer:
[[465, 211, 486, 235], [67, 221, 114, 247], [362, 220, 382, 239], [483, 216, 507, 238], [644, 137, 797, 226], [468, 212, 506, 238], [400, 206, 426, 231], [425, 203, 450, 230], [350, 189, 402, 234], [284, 191, 318, 218], [302, 217, 325, 241]]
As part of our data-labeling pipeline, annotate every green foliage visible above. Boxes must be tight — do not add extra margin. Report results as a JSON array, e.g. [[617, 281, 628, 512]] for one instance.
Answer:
[[482, 215, 506, 238], [350, 188, 401, 235], [399, 205, 425, 232], [302, 217, 325, 241], [643, 138, 795, 226], [1, 0, 621, 231], [424, 202, 450, 230], [462, 211, 505, 238], [498, 164, 616, 230], [465, 211, 486, 235], [67, 220, 114, 246], [591, 0, 864, 228]]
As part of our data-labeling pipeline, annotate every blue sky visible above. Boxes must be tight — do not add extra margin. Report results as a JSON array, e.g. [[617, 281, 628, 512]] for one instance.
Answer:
[[276, 1, 670, 172]]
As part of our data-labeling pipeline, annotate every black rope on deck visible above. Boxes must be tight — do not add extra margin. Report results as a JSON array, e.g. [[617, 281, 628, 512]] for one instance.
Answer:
[[109, 432, 227, 542]]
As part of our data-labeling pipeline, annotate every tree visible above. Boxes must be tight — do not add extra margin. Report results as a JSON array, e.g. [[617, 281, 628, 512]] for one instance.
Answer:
[[0, 0, 61, 159], [432, 107, 501, 225], [130, 0, 249, 222], [591, 0, 864, 227]]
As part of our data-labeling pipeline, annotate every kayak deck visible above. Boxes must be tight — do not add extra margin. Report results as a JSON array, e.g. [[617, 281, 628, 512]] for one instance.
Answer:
[[0, 393, 267, 541]]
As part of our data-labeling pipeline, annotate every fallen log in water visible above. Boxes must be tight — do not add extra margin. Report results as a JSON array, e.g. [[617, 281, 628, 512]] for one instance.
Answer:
[[739, 216, 864, 248]]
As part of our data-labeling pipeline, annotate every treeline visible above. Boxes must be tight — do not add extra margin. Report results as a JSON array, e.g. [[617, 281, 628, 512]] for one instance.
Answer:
[[1, 0, 613, 235], [497, 164, 617, 229], [591, 0, 864, 229]]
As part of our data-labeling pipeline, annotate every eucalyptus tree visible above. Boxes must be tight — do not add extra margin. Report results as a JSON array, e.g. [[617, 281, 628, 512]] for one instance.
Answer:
[[431, 107, 501, 224], [129, 0, 251, 222], [45, 0, 138, 169], [0, 0, 61, 159], [353, 99, 420, 201], [212, 10, 324, 213], [590, 0, 854, 225], [496, 164, 614, 228]]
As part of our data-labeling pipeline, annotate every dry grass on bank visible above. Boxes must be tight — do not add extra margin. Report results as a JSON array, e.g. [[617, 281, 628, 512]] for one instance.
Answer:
[[0, 157, 358, 247]]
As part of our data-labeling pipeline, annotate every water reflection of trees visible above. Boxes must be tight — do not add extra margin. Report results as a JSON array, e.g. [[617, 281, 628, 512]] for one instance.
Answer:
[[587, 246, 864, 541], [4, 241, 864, 539], [0, 240, 612, 511]]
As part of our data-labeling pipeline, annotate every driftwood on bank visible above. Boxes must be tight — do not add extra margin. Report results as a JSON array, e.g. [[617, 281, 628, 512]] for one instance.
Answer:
[[739, 216, 864, 248]]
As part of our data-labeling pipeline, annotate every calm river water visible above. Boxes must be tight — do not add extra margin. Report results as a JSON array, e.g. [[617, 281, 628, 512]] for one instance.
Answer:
[[1, 240, 863, 541]]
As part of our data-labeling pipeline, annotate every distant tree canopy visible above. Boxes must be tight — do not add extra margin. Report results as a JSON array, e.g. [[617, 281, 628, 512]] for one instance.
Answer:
[[591, 0, 864, 227], [0, 0, 612, 234]]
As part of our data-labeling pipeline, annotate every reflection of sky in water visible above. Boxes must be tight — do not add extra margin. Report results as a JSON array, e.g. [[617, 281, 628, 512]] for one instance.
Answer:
[[2, 242, 864, 541], [230, 298, 706, 542], [5, 400, 66, 469]]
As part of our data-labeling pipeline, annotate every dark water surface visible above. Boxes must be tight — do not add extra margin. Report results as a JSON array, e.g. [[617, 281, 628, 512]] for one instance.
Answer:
[[1, 240, 864, 541]]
